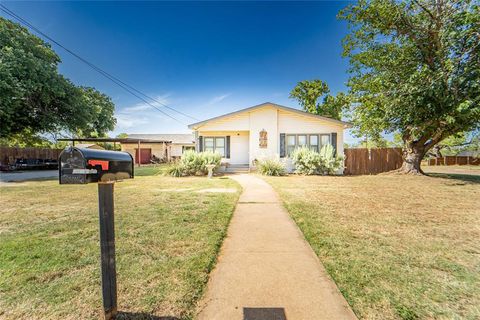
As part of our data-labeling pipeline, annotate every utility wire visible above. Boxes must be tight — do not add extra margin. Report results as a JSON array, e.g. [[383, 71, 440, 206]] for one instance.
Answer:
[[0, 4, 199, 124]]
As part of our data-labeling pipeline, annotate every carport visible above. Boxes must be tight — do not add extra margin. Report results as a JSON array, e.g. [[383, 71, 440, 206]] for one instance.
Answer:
[[58, 137, 172, 166]]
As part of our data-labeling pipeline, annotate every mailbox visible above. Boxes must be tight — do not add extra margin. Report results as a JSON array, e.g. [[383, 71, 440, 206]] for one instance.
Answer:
[[59, 147, 134, 184]]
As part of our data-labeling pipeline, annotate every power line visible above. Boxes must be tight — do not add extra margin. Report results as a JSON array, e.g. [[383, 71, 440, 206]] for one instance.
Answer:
[[0, 4, 199, 124]]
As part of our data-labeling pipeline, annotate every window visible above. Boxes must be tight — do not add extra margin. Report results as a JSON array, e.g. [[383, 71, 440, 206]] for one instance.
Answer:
[[320, 134, 331, 147], [204, 137, 214, 152], [203, 137, 226, 157], [284, 134, 331, 156], [286, 135, 296, 156], [215, 137, 225, 157], [309, 135, 319, 152], [298, 135, 307, 147]]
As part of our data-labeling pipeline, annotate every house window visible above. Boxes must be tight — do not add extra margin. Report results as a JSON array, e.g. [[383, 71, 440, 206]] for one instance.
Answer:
[[285, 134, 331, 156], [320, 134, 331, 147], [203, 137, 226, 157], [286, 135, 296, 156], [309, 135, 319, 152], [204, 137, 214, 152], [298, 135, 307, 147]]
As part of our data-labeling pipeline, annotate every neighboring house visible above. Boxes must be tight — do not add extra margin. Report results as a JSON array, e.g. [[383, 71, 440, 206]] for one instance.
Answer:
[[457, 150, 479, 157], [74, 143, 105, 150], [188, 102, 351, 172], [120, 134, 195, 163]]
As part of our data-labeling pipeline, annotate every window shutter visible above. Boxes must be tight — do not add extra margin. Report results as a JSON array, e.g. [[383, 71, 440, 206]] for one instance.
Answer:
[[331, 132, 337, 156], [226, 136, 230, 158], [280, 133, 286, 158], [198, 136, 203, 152]]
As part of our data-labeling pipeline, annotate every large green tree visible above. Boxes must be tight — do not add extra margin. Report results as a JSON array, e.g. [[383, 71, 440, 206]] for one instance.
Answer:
[[0, 17, 116, 143], [289, 80, 347, 120], [340, 0, 480, 174]]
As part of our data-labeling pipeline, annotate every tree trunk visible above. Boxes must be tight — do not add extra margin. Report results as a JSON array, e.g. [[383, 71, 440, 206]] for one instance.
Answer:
[[400, 145, 425, 174]]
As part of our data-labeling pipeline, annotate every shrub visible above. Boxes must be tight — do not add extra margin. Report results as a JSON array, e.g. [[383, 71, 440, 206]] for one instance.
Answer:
[[291, 145, 343, 175], [166, 163, 186, 177], [167, 151, 222, 177], [257, 159, 286, 176], [291, 147, 322, 175], [319, 144, 343, 175]]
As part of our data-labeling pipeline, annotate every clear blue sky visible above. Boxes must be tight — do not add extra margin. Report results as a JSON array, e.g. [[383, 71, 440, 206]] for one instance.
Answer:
[[2, 1, 357, 142]]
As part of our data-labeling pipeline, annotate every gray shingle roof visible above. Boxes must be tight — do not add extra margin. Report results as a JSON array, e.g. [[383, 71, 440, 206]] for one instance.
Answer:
[[126, 133, 195, 144]]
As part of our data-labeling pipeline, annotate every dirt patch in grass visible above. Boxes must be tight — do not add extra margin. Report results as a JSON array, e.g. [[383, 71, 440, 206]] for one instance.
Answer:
[[264, 174, 480, 320], [0, 175, 240, 320]]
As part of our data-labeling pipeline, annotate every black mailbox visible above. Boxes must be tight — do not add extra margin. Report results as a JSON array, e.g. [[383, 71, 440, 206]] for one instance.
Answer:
[[59, 147, 134, 184]]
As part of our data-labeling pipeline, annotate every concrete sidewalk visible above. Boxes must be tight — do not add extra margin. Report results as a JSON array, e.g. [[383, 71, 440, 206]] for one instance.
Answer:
[[197, 174, 357, 320]]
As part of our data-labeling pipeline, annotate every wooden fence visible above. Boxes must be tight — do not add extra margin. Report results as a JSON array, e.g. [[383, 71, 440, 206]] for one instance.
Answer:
[[344, 148, 403, 175], [0, 147, 63, 165], [425, 156, 480, 166]]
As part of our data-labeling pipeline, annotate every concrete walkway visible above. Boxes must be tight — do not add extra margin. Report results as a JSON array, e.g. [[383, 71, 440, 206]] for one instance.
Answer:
[[197, 174, 357, 320]]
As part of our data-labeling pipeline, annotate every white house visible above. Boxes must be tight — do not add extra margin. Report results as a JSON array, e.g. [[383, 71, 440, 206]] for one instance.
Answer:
[[188, 102, 351, 171]]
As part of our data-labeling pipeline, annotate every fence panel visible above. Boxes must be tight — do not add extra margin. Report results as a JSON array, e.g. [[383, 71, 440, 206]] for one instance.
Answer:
[[0, 147, 63, 165], [344, 148, 403, 175], [425, 156, 479, 166]]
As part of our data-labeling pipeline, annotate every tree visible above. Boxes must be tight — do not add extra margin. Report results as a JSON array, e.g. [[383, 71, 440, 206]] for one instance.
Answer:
[[289, 80, 346, 120], [340, 0, 480, 174], [0, 17, 116, 142]]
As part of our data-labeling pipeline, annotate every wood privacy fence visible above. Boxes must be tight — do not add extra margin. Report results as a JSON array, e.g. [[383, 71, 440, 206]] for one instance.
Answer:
[[0, 147, 63, 165], [425, 156, 480, 166], [344, 148, 403, 175]]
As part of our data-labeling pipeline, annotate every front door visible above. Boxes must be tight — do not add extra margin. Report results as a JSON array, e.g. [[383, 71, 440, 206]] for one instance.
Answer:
[[230, 134, 249, 165]]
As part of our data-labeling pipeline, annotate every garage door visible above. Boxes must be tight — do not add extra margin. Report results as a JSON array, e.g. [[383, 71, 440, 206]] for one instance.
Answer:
[[135, 148, 151, 164]]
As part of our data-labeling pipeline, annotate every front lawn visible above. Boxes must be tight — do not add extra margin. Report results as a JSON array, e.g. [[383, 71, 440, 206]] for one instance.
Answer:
[[0, 175, 240, 319], [264, 174, 480, 319]]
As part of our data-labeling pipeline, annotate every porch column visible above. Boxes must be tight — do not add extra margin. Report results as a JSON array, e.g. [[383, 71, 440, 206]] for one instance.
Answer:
[[137, 140, 141, 167]]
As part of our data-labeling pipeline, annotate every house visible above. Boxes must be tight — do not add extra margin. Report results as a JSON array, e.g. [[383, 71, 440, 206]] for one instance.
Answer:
[[188, 102, 351, 172], [120, 134, 195, 164], [74, 143, 105, 150]]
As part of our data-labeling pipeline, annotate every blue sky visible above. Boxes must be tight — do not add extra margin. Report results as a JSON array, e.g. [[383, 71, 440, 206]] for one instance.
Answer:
[[2, 1, 357, 142]]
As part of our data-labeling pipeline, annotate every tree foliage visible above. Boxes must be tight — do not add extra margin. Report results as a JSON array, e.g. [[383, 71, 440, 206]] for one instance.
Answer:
[[340, 0, 480, 173], [0, 17, 116, 142], [289, 80, 347, 120]]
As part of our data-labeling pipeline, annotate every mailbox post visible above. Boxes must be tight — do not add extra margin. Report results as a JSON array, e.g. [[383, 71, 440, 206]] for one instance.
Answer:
[[59, 147, 134, 320], [98, 181, 117, 320]]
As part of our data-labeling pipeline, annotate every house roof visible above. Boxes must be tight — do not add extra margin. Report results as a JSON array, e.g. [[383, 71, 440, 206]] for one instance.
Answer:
[[126, 133, 195, 144], [75, 143, 105, 149], [188, 102, 352, 129]]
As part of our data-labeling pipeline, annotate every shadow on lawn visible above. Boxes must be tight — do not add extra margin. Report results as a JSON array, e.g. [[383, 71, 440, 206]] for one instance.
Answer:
[[116, 312, 180, 320], [427, 172, 480, 184]]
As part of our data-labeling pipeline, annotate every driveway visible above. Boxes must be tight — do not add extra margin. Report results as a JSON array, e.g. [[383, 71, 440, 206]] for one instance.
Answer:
[[0, 170, 58, 182]]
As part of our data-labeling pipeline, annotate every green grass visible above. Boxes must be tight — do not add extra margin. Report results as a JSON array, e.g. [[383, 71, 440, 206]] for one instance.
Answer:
[[264, 174, 480, 320], [134, 164, 170, 176], [0, 175, 240, 319]]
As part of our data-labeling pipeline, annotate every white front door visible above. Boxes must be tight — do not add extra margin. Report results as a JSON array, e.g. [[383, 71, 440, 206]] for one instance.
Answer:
[[230, 134, 249, 164]]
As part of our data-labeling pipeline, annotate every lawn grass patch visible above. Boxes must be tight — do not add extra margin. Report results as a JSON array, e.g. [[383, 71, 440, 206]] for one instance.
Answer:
[[133, 164, 170, 176], [264, 174, 480, 319], [0, 175, 240, 319]]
